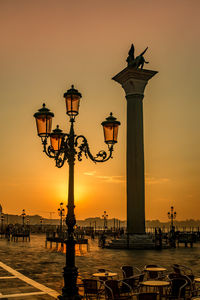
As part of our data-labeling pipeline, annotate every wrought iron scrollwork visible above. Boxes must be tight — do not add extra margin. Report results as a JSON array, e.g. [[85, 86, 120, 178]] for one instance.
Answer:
[[41, 126, 113, 167], [75, 135, 113, 163], [42, 139, 55, 158]]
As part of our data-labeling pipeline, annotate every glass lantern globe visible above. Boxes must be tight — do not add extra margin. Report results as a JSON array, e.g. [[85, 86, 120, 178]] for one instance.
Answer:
[[33, 103, 54, 137], [63, 85, 82, 118], [50, 125, 63, 152], [101, 113, 120, 145]]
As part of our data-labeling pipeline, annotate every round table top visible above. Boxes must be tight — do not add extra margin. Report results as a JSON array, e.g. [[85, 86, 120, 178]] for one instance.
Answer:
[[195, 278, 200, 282], [92, 272, 117, 278], [145, 267, 167, 272], [141, 280, 170, 287]]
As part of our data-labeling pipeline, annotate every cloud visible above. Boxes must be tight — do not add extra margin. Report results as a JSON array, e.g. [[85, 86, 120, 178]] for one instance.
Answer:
[[83, 170, 125, 183], [96, 175, 125, 184], [146, 176, 170, 185], [83, 171, 96, 176], [83, 172, 169, 185]]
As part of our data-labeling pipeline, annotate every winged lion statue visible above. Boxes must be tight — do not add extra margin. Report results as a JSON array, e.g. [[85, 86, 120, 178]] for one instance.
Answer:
[[126, 44, 149, 69]]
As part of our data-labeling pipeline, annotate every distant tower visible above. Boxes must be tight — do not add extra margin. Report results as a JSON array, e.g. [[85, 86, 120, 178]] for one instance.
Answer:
[[0, 204, 2, 214]]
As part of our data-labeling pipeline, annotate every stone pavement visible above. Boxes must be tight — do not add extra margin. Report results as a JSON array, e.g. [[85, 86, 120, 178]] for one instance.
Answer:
[[0, 234, 84, 299], [1, 232, 200, 299], [0, 260, 60, 299]]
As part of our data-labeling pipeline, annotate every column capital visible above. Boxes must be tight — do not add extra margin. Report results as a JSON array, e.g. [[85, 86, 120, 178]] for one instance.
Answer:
[[112, 67, 158, 96]]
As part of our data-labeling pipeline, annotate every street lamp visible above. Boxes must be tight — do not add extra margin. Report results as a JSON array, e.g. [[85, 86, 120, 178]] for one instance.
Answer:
[[58, 202, 65, 232], [1, 214, 4, 232], [102, 211, 108, 230], [21, 209, 26, 227], [168, 206, 176, 230], [33, 84, 120, 300]]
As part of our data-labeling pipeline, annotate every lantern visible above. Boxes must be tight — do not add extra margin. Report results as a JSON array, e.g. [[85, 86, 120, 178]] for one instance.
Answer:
[[63, 85, 82, 117], [34, 103, 54, 137], [50, 125, 63, 151], [101, 113, 120, 145]]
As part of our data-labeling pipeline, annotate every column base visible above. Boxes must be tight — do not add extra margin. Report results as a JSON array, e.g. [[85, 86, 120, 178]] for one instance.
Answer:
[[105, 234, 169, 249]]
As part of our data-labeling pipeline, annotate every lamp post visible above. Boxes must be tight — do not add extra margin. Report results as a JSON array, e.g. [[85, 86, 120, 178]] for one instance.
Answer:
[[1, 214, 4, 232], [33, 84, 120, 300], [58, 202, 65, 232], [168, 206, 176, 230], [102, 211, 108, 230], [21, 209, 26, 227]]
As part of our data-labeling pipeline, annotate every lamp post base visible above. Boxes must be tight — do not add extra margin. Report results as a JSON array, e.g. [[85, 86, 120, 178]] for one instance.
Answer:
[[58, 265, 82, 300]]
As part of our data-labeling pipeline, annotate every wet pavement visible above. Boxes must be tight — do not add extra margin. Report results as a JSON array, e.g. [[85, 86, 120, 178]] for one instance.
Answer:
[[0, 234, 200, 299]]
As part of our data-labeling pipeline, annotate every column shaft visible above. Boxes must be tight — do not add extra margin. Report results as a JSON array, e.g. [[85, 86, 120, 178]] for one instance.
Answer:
[[126, 94, 145, 234]]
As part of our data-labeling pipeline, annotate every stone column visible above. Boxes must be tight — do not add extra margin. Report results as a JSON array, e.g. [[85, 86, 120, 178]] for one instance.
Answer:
[[112, 68, 157, 234]]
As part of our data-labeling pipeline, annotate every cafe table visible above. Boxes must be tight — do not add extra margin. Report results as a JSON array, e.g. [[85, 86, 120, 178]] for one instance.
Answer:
[[145, 267, 167, 272], [140, 280, 170, 299], [92, 272, 118, 279]]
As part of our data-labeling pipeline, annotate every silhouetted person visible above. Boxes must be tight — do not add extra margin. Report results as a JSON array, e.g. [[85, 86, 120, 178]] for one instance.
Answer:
[[5, 225, 10, 241], [100, 233, 106, 248], [158, 228, 162, 249]]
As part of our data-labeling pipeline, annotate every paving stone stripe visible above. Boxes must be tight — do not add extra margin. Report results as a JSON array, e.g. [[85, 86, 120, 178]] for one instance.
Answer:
[[0, 262, 59, 299]]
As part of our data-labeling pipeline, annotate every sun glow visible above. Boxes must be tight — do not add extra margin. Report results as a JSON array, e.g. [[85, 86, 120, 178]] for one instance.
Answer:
[[74, 184, 87, 203], [55, 182, 87, 204]]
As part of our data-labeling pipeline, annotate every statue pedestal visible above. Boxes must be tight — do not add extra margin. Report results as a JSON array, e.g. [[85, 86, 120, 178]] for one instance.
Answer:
[[106, 234, 155, 249], [112, 67, 157, 234]]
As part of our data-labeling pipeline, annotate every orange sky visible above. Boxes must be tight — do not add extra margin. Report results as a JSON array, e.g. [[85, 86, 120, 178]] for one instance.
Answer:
[[0, 0, 200, 221]]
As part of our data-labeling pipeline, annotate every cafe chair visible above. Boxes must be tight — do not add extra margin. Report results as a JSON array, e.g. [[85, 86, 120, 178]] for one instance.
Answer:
[[104, 279, 133, 299], [172, 264, 194, 282], [172, 264, 182, 275], [168, 273, 196, 298], [98, 268, 111, 273], [82, 279, 103, 300], [121, 266, 141, 279], [121, 276, 141, 294], [166, 278, 187, 299]]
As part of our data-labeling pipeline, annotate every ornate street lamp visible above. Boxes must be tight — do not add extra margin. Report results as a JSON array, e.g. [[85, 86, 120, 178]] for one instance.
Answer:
[[168, 206, 176, 230], [1, 214, 4, 232], [58, 202, 65, 232], [21, 209, 26, 227], [102, 211, 108, 230], [33, 84, 120, 300]]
